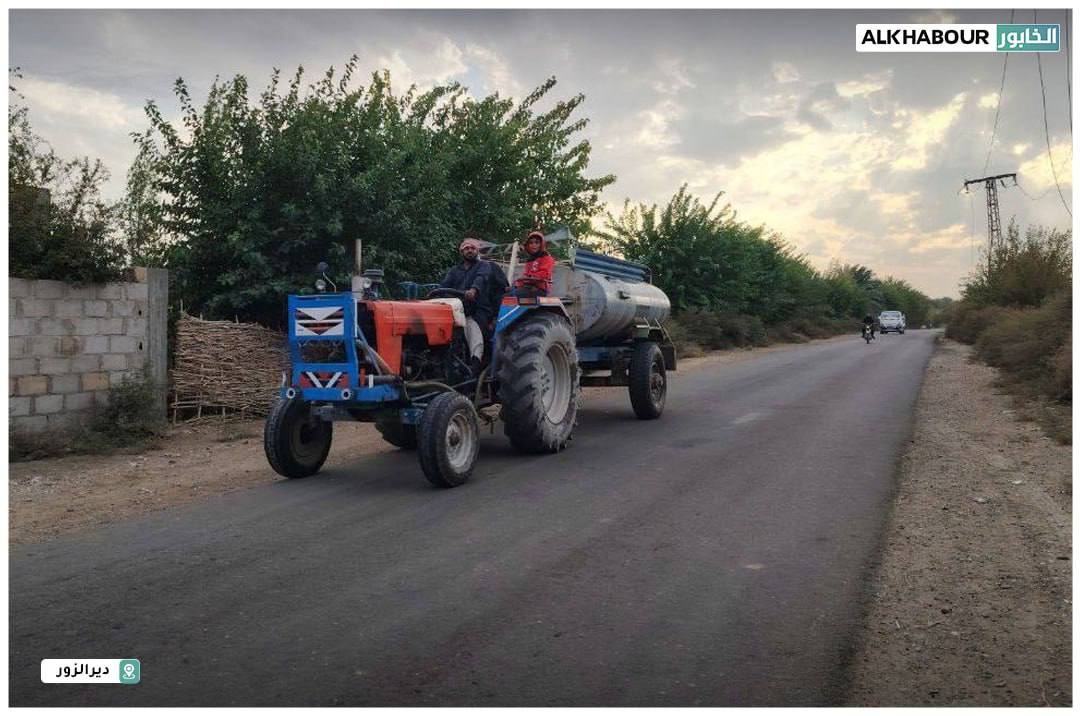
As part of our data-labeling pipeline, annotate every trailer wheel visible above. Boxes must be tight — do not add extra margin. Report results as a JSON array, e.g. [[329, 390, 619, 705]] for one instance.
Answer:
[[629, 342, 667, 419], [375, 419, 417, 449], [418, 392, 479, 488], [498, 312, 580, 453], [264, 398, 333, 478]]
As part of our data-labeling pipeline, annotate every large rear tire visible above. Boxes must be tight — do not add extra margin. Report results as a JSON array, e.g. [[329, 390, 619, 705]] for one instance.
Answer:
[[264, 398, 333, 478], [629, 342, 667, 419], [375, 419, 417, 449], [497, 312, 580, 453], [418, 392, 480, 488]]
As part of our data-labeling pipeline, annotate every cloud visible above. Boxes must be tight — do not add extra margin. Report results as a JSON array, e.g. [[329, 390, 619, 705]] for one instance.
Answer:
[[908, 224, 971, 254], [632, 98, 682, 149], [1018, 142, 1073, 191], [977, 92, 999, 109], [891, 93, 967, 170], [772, 62, 800, 84], [17, 76, 144, 130], [911, 10, 958, 24], [872, 191, 920, 215], [1012, 143, 1030, 156], [374, 36, 468, 92], [464, 44, 523, 98], [796, 82, 849, 132], [650, 57, 695, 95], [836, 70, 893, 98]]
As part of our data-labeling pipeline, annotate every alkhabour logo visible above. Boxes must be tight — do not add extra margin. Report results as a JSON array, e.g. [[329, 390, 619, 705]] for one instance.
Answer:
[[857, 24, 996, 52]]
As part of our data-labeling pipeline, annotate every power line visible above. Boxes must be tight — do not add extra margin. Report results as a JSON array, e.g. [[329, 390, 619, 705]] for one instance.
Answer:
[[1034, 9, 1073, 217], [1014, 178, 1055, 201], [984, 9, 1015, 173]]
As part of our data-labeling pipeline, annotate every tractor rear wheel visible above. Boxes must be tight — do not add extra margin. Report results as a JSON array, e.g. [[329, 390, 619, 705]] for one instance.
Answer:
[[418, 392, 480, 488], [375, 419, 417, 449], [264, 398, 333, 478], [628, 342, 667, 420], [497, 312, 580, 453]]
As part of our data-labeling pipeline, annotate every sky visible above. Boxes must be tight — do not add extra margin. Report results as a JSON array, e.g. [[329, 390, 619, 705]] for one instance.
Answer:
[[9, 8, 1075, 298]]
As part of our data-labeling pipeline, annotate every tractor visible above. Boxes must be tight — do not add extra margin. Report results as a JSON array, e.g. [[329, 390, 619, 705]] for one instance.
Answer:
[[264, 230, 675, 487]]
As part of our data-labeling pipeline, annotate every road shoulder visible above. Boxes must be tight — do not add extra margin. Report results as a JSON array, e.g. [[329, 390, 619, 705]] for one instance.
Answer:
[[844, 338, 1071, 706]]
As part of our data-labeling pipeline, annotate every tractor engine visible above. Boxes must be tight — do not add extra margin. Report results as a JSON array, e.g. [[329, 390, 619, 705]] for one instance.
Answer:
[[356, 300, 470, 384]]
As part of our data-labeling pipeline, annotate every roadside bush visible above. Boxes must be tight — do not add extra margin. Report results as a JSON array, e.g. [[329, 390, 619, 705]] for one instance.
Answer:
[[944, 303, 1011, 344], [961, 221, 1071, 309], [9, 372, 167, 462], [666, 310, 853, 357], [765, 322, 807, 344], [664, 317, 705, 358], [673, 310, 769, 350], [782, 315, 847, 340], [973, 291, 1071, 401], [87, 372, 168, 448], [1051, 338, 1071, 402]]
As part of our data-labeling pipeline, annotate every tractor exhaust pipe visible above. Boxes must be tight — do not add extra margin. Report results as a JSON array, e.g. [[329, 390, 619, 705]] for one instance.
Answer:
[[351, 238, 364, 294]]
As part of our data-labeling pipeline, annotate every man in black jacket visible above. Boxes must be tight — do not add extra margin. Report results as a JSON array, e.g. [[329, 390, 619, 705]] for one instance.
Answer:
[[440, 237, 505, 373]]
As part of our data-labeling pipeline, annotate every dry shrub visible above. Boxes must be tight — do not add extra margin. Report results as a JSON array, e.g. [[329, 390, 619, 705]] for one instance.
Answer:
[[1051, 338, 1071, 402], [973, 291, 1070, 403], [9, 372, 167, 462], [673, 310, 768, 350], [945, 303, 1012, 344]]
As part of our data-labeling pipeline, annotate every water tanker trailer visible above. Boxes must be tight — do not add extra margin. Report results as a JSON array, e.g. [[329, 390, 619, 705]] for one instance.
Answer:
[[264, 230, 676, 488]]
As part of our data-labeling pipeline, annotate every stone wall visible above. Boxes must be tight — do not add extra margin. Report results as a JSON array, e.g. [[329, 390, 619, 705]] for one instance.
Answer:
[[9, 269, 168, 433]]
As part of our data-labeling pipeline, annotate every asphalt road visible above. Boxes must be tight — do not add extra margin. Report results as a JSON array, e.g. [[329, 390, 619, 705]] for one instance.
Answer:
[[10, 330, 937, 706]]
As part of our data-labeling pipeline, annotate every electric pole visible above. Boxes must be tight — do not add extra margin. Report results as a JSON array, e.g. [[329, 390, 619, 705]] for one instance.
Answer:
[[962, 172, 1016, 273]]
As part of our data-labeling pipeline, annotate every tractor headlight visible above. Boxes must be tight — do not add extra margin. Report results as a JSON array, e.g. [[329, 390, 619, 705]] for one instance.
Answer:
[[315, 278, 328, 292]]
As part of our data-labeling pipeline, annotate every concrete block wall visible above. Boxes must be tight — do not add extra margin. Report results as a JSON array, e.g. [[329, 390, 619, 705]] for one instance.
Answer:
[[9, 269, 168, 433]]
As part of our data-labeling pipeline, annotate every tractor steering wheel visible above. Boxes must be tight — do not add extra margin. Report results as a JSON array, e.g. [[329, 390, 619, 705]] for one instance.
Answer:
[[425, 287, 468, 300]]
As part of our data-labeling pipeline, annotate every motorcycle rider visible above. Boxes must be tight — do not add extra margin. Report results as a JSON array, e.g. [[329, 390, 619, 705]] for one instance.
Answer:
[[439, 237, 502, 375], [862, 314, 876, 340]]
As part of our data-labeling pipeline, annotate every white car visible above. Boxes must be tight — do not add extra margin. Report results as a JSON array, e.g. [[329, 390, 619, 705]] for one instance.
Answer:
[[879, 310, 906, 334]]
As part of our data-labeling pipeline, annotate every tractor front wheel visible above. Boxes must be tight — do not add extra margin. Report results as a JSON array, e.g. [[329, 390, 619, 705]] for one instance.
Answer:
[[264, 398, 333, 478], [418, 392, 480, 488]]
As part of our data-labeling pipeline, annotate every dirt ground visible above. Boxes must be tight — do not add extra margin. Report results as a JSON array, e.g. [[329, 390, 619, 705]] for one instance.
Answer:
[[844, 338, 1072, 706], [8, 339, 842, 545]]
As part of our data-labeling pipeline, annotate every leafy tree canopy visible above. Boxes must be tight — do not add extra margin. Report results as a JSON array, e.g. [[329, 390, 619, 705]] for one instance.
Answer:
[[134, 58, 614, 326], [9, 70, 125, 283]]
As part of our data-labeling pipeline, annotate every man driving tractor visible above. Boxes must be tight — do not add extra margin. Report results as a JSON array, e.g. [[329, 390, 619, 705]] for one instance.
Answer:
[[439, 236, 506, 375]]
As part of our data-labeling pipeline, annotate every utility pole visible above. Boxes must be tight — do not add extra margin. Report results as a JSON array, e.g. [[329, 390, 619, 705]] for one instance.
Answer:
[[962, 172, 1016, 272]]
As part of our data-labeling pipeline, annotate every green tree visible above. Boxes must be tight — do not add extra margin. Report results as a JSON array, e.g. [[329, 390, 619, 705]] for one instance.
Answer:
[[823, 262, 866, 319], [961, 219, 1071, 308], [116, 133, 168, 267], [601, 185, 829, 321], [133, 59, 614, 326], [9, 73, 124, 283], [879, 276, 931, 326]]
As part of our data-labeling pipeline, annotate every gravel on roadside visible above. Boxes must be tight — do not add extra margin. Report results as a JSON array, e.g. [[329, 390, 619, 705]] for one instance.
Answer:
[[844, 338, 1071, 706]]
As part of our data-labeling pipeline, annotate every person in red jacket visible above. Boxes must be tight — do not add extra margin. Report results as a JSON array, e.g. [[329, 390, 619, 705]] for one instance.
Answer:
[[513, 231, 555, 297]]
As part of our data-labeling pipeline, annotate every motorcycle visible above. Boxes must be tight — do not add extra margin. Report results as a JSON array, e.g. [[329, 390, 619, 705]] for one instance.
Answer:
[[862, 324, 875, 344]]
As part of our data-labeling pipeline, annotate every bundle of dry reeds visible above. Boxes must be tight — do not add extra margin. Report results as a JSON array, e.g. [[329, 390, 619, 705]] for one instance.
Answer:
[[169, 313, 288, 422]]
